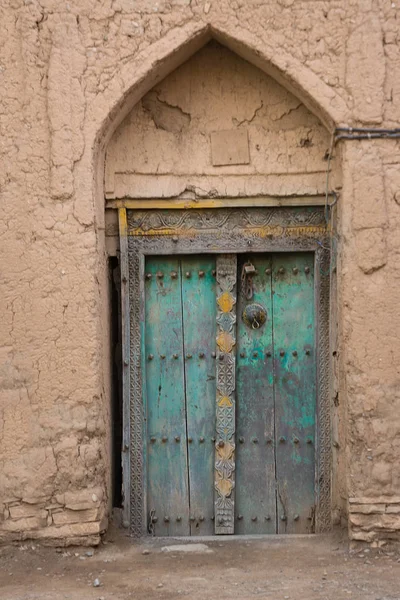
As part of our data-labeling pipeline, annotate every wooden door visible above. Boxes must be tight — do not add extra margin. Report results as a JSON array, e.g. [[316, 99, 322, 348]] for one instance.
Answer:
[[236, 253, 316, 534], [145, 255, 216, 536], [144, 252, 316, 536]]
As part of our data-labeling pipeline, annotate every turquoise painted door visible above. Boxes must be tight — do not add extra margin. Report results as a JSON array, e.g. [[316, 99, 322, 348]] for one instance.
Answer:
[[236, 253, 316, 534], [145, 256, 216, 536], [236, 255, 276, 533], [144, 252, 316, 536]]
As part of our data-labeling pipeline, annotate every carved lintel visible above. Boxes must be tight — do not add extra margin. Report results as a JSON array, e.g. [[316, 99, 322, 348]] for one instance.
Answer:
[[215, 254, 237, 534]]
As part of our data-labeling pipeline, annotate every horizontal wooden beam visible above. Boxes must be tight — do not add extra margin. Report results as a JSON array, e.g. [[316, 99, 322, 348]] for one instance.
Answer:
[[106, 195, 329, 210]]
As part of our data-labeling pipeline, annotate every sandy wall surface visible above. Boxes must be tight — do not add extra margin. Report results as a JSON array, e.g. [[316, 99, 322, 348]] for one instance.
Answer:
[[1, 0, 400, 545]]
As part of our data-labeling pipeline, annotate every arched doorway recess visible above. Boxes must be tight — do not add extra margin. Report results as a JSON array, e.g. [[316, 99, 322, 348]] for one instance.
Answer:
[[97, 27, 344, 538]]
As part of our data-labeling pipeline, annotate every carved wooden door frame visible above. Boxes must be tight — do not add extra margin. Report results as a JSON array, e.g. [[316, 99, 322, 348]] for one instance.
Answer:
[[118, 205, 332, 537]]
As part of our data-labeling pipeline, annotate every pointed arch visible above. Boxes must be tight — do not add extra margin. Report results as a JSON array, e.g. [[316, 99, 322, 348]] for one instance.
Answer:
[[79, 20, 349, 228], [91, 21, 349, 156]]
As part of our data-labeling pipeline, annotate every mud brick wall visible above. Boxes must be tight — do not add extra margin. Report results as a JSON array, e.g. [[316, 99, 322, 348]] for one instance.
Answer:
[[1, 0, 400, 545]]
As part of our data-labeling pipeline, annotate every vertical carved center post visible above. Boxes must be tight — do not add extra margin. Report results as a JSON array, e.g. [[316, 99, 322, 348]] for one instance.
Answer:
[[214, 255, 237, 534]]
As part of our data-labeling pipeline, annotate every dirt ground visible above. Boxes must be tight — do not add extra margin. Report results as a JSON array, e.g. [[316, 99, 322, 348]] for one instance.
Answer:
[[1, 528, 400, 600]]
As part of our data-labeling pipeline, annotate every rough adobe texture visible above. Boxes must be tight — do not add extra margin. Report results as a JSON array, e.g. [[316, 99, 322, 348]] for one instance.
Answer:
[[105, 42, 337, 200], [0, 0, 399, 545]]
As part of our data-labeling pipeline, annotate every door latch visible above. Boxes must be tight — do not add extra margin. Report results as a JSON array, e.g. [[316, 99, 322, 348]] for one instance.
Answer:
[[241, 262, 256, 300]]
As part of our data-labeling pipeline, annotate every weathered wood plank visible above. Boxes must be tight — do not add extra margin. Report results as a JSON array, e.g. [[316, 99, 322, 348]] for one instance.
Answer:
[[181, 257, 216, 535], [145, 257, 190, 535], [236, 255, 276, 534], [118, 208, 131, 529], [272, 253, 316, 533], [107, 195, 328, 210]]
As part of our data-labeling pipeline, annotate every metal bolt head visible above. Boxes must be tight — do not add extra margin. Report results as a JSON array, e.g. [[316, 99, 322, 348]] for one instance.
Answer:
[[293, 437, 299, 444], [176, 516, 182, 522], [148, 354, 154, 360], [237, 514, 243, 520], [280, 515, 287, 521], [199, 515, 204, 522], [164, 516, 170, 523], [160, 354, 166, 359], [173, 354, 179, 359], [211, 351, 216, 358], [307, 438, 313, 445], [156, 271, 164, 279], [171, 271, 177, 279], [279, 436, 286, 443], [212, 270, 216, 277], [253, 351, 258, 358], [305, 266, 310, 274], [162, 436, 168, 443], [265, 268, 272, 275], [145, 273, 152, 280], [211, 436, 216, 442], [240, 352, 245, 358], [266, 351, 272, 358], [251, 516, 257, 522], [266, 437, 272, 444], [239, 437, 245, 444], [150, 437, 156, 443], [265, 515, 271, 521], [294, 514, 300, 521], [152, 516, 158, 523], [199, 271, 205, 278], [199, 437, 205, 443], [175, 436, 180, 442], [218, 354, 224, 361], [280, 350, 285, 357], [188, 437, 193, 443], [218, 440, 225, 448], [293, 267, 298, 274], [279, 267, 285, 274], [172, 236, 178, 243], [185, 272, 191, 278], [292, 350, 298, 357], [199, 352, 205, 358], [305, 349, 311, 355], [252, 438, 258, 444], [186, 354, 192, 359]]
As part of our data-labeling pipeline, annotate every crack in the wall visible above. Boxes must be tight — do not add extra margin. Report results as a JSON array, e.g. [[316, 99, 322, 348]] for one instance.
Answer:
[[271, 102, 302, 122], [142, 91, 191, 133], [232, 101, 264, 127]]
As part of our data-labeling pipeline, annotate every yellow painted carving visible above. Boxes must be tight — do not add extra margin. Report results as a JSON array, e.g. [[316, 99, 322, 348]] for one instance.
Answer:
[[217, 291, 235, 313], [216, 331, 235, 353], [127, 224, 327, 237], [218, 395, 233, 407], [118, 208, 128, 237], [216, 441, 234, 461], [215, 472, 233, 497]]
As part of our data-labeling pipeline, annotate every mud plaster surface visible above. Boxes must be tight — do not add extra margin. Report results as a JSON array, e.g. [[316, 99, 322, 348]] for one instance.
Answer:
[[1, 0, 400, 546], [106, 42, 336, 199]]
